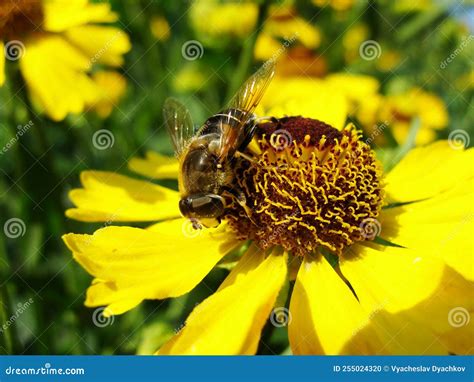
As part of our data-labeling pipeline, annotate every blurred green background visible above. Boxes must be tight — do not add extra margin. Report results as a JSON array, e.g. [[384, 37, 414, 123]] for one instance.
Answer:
[[0, 0, 472, 355]]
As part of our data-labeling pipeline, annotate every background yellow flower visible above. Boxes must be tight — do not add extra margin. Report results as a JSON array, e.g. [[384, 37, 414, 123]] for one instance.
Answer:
[[0, 0, 130, 121]]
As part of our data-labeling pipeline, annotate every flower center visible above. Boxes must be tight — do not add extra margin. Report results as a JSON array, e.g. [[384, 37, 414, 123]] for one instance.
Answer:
[[225, 117, 384, 256], [0, 0, 43, 40]]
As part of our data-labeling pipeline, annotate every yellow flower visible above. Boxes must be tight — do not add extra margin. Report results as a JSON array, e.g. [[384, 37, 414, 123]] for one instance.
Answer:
[[392, 0, 436, 12], [0, 0, 130, 121], [379, 88, 449, 145], [256, 77, 348, 130], [254, 6, 321, 62], [376, 49, 402, 72], [312, 0, 355, 12], [89, 71, 127, 118], [325, 72, 383, 130], [272, 46, 327, 77], [456, 70, 474, 90], [190, 0, 258, 45], [172, 65, 209, 93], [63, 80, 472, 355], [342, 23, 369, 63], [150, 15, 170, 41]]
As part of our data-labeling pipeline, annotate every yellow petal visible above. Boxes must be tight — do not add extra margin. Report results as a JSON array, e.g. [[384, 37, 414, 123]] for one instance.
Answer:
[[341, 244, 472, 354], [289, 255, 383, 354], [43, 0, 118, 32], [89, 71, 127, 118], [325, 73, 380, 108], [66, 171, 181, 222], [157, 248, 287, 355], [341, 244, 445, 314], [265, 15, 321, 49], [256, 77, 348, 130], [0, 41, 5, 86], [217, 243, 266, 291], [128, 151, 179, 180], [62, 219, 238, 315], [385, 142, 473, 203], [20, 35, 99, 121], [64, 25, 131, 67], [86, 280, 143, 316], [380, 179, 474, 281], [254, 33, 283, 61], [439, 310, 474, 355]]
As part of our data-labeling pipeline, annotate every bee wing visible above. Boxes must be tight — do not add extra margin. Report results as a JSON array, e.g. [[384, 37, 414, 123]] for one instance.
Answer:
[[163, 97, 195, 156], [217, 61, 276, 160]]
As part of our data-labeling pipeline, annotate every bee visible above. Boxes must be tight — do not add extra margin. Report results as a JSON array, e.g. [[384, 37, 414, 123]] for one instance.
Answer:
[[164, 61, 275, 229]]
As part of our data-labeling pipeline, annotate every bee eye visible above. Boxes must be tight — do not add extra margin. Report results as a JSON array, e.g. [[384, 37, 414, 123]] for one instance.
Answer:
[[179, 194, 225, 219]]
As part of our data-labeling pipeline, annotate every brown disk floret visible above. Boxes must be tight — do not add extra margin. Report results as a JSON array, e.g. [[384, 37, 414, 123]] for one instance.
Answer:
[[0, 0, 44, 40], [225, 116, 384, 256]]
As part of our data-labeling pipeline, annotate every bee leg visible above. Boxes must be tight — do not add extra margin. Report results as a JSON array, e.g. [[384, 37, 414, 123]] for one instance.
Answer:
[[235, 150, 256, 163], [190, 218, 202, 230], [237, 123, 258, 152], [223, 187, 256, 223]]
